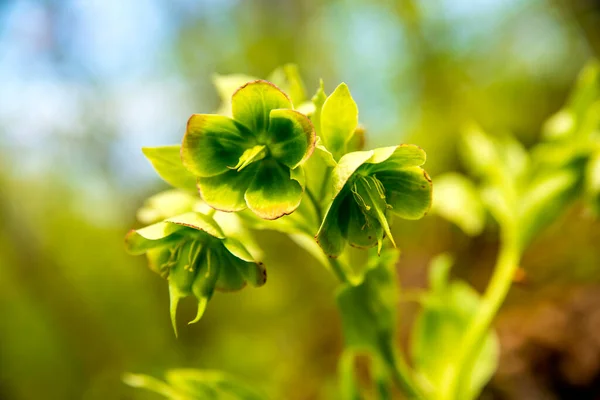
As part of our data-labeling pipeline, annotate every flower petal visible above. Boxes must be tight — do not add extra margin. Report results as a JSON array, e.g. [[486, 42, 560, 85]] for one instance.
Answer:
[[214, 247, 247, 291], [182, 114, 253, 178], [142, 145, 198, 191], [244, 160, 303, 220], [365, 144, 427, 172], [167, 212, 225, 239], [124, 222, 186, 255], [267, 109, 316, 169], [223, 238, 267, 287], [316, 191, 352, 257], [197, 165, 259, 212], [231, 80, 292, 133], [377, 167, 433, 220], [346, 201, 382, 250]]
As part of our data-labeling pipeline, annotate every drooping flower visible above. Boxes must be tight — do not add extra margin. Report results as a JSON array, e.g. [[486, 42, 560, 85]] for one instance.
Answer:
[[316, 145, 432, 257], [125, 211, 265, 336], [181, 80, 315, 220]]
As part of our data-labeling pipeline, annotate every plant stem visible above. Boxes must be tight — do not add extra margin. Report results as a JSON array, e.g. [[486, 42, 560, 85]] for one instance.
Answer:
[[305, 187, 323, 223], [328, 256, 349, 284], [439, 225, 521, 400], [379, 337, 423, 399]]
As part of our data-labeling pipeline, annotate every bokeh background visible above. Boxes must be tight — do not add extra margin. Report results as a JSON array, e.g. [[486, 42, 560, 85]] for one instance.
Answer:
[[1, 0, 600, 399]]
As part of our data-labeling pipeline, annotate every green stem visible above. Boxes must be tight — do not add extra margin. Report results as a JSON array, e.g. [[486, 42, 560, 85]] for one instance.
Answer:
[[328, 257, 349, 284], [305, 187, 323, 223], [440, 226, 521, 400], [379, 337, 423, 399]]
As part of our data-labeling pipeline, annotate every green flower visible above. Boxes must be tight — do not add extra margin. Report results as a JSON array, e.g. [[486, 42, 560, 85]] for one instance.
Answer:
[[125, 212, 266, 336], [181, 80, 316, 220], [316, 145, 432, 257]]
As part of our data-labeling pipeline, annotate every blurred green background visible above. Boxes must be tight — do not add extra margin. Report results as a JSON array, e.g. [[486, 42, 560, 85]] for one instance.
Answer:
[[1, 0, 600, 399]]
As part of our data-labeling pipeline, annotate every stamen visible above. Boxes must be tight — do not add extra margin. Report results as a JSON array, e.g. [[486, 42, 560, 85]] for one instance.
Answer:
[[351, 181, 371, 211]]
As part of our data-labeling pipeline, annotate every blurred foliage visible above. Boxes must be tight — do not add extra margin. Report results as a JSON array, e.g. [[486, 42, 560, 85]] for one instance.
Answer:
[[1, 0, 600, 399]]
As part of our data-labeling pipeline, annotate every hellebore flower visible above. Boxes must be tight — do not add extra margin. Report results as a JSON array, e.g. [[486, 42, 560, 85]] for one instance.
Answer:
[[181, 80, 316, 220], [316, 145, 432, 257], [125, 212, 266, 336]]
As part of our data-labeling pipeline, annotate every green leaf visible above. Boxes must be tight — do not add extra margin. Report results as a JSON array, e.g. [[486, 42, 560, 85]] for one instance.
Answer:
[[197, 165, 259, 212], [459, 124, 501, 179], [124, 369, 267, 400], [321, 83, 358, 160], [411, 254, 499, 400], [431, 173, 485, 236], [518, 169, 579, 247], [336, 248, 400, 350], [182, 114, 253, 178], [347, 126, 366, 152], [586, 151, 600, 215], [311, 79, 327, 136], [166, 369, 266, 400], [231, 80, 292, 133], [142, 145, 198, 191], [267, 63, 307, 106], [244, 160, 303, 220], [267, 109, 316, 169], [377, 167, 432, 220]]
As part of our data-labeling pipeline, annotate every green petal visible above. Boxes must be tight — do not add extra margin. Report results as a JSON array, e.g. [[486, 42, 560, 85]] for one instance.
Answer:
[[267, 109, 316, 169], [346, 201, 382, 250], [124, 222, 186, 255], [333, 150, 376, 197], [190, 248, 220, 324], [197, 165, 259, 212], [377, 167, 433, 220], [231, 80, 292, 133], [167, 212, 225, 239], [316, 191, 352, 257], [365, 144, 427, 172], [222, 239, 267, 287], [214, 247, 247, 291], [334, 146, 427, 197], [142, 145, 198, 191], [353, 176, 396, 250], [168, 240, 200, 336], [244, 160, 303, 220], [182, 114, 253, 178], [321, 83, 358, 160], [146, 246, 172, 277]]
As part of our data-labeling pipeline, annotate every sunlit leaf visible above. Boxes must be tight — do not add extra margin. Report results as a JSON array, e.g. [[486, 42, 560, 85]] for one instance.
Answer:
[[431, 173, 485, 236], [321, 83, 358, 160], [411, 254, 499, 400]]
